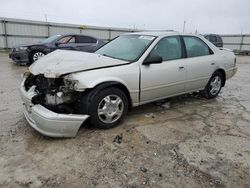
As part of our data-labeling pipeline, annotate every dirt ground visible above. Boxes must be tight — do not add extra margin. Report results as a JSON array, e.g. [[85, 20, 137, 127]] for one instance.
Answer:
[[0, 53, 250, 188]]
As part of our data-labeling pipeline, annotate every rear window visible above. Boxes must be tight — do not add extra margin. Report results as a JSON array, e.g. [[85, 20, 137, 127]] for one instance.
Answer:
[[210, 36, 217, 43]]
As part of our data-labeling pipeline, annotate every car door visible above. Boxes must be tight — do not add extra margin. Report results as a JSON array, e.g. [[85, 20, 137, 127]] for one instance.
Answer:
[[75, 36, 98, 52], [140, 36, 187, 103], [55, 35, 77, 50], [183, 36, 217, 91]]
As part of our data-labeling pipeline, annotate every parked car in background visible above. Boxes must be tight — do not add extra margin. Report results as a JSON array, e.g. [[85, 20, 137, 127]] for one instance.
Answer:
[[9, 34, 106, 65], [21, 32, 237, 137], [204, 34, 223, 48]]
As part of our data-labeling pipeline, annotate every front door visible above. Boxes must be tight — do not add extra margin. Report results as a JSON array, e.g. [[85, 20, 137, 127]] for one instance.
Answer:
[[140, 36, 187, 104], [56, 35, 77, 50]]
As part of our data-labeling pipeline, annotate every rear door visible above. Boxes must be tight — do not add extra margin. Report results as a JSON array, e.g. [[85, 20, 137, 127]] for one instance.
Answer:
[[75, 36, 98, 52], [183, 36, 217, 91], [140, 36, 187, 103]]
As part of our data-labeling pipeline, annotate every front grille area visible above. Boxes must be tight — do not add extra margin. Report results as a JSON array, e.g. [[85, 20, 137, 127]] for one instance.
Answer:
[[24, 74, 81, 114], [24, 74, 63, 94]]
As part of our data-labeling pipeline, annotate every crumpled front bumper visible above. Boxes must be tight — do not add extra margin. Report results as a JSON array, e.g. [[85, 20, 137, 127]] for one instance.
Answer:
[[20, 79, 89, 138]]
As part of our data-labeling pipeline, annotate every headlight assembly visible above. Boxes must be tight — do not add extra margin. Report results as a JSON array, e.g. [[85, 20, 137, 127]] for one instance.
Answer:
[[21, 70, 31, 79], [16, 46, 28, 51], [63, 79, 79, 90]]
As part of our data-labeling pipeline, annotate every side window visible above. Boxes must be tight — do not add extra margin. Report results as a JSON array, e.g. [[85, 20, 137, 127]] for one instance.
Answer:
[[57, 36, 74, 44], [183, 36, 212, 58], [68, 36, 75, 43], [218, 36, 223, 43], [150, 36, 182, 61], [77, 36, 97, 43]]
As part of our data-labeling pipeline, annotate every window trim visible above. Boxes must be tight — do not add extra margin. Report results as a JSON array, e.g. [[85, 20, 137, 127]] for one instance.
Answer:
[[181, 35, 214, 58]]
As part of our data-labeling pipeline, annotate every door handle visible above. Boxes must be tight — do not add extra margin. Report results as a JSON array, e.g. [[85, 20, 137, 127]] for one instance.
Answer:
[[178, 66, 185, 71], [210, 61, 216, 65]]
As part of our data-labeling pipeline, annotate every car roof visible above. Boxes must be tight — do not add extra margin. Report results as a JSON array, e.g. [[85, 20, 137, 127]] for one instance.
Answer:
[[60, 33, 98, 38], [124, 31, 198, 37]]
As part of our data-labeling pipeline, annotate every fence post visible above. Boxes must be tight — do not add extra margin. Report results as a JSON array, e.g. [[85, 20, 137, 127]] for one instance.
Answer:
[[3, 19, 8, 49], [47, 23, 50, 37], [239, 35, 244, 51], [108, 29, 111, 41]]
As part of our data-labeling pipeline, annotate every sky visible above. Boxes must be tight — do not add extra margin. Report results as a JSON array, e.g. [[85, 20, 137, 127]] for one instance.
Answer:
[[0, 0, 250, 34]]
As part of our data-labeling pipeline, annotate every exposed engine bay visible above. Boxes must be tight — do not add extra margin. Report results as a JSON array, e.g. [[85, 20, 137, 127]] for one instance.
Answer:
[[24, 74, 83, 114]]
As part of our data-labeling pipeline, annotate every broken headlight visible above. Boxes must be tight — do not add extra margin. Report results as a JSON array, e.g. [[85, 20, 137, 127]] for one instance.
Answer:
[[21, 70, 31, 80], [63, 79, 79, 91]]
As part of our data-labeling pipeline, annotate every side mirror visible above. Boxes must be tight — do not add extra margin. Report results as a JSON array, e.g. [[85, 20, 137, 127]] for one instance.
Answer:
[[143, 55, 163, 65], [55, 41, 61, 46]]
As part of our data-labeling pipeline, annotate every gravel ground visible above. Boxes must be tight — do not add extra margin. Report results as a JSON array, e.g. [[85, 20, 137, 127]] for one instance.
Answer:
[[0, 53, 250, 188]]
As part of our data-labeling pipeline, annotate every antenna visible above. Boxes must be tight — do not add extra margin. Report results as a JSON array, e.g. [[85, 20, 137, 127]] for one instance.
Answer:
[[182, 21, 186, 32]]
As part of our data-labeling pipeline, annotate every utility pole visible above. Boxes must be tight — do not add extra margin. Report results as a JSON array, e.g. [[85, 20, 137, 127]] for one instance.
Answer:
[[182, 21, 186, 32]]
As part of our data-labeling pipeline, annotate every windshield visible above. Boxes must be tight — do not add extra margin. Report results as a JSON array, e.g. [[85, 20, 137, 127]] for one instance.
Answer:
[[95, 35, 156, 61], [42, 35, 61, 43]]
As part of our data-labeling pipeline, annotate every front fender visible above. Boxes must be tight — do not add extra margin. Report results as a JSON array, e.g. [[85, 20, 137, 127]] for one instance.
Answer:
[[77, 76, 129, 89], [64, 66, 140, 105]]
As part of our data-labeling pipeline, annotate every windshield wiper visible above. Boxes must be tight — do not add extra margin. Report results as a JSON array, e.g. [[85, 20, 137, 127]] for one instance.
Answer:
[[102, 54, 112, 58]]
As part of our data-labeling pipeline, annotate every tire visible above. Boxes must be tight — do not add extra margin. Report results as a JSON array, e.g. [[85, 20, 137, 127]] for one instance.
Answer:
[[200, 71, 223, 99], [29, 51, 45, 65], [80, 87, 128, 129]]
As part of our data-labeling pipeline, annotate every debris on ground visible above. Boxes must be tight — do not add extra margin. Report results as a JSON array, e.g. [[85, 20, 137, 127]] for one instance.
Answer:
[[161, 101, 171, 109], [140, 167, 147, 173], [113, 133, 123, 144], [144, 113, 155, 118]]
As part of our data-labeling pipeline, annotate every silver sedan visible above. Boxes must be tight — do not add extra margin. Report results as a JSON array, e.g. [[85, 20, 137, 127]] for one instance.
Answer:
[[21, 32, 237, 137]]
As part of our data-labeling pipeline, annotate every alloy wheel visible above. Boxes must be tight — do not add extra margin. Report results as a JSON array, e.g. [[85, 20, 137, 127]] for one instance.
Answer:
[[33, 52, 45, 62], [97, 95, 124, 124], [209, 76, 222, 95]]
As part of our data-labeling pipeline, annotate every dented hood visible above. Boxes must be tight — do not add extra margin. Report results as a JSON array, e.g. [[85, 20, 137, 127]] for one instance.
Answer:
[[29, 50, 128, 78]]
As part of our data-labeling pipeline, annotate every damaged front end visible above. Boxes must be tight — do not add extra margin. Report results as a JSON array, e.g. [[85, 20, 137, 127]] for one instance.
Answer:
[[25, 74, 82, 114], [21, 72, 89, 137]]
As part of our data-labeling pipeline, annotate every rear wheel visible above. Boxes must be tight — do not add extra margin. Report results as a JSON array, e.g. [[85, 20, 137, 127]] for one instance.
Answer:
[[81, 87, 128, 129], [200, 71, 223, 99]]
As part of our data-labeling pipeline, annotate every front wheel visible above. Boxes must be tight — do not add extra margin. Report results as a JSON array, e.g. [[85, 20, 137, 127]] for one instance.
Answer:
[[29, 51, 45, 65], [81, 87, 128, 129], [200, 71, 223, 99]]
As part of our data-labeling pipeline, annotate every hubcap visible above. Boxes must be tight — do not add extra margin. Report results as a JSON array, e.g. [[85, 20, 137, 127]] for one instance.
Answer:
[[33, 52, 45, 62], [209, 76, 222, 95], [98, 95, 124, 124]]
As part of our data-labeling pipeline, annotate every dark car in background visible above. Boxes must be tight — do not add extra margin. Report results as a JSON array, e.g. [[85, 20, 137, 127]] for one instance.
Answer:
[[9, 34, 106, 65], [204, 34, 223, 48]]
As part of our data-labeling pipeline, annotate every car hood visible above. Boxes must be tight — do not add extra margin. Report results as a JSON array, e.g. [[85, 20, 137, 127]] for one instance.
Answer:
[[14, 42, 47, 48], [29, 50, 129, 78]]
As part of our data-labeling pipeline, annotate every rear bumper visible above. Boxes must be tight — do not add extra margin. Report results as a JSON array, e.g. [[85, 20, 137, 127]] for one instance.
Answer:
[[20, 80, 89, 137], [226, 66, 238, 80]]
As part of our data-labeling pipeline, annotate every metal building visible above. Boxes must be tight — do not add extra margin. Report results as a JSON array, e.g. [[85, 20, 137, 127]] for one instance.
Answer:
[[0, 17, 135, 50]]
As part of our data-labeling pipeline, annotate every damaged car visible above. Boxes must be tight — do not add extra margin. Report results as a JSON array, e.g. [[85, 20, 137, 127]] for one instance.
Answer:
[[21, 32, 237, 137]]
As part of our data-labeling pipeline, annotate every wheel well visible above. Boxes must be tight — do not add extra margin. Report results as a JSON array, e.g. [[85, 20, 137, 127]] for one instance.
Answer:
[[216, 69, 226, 87], [91, 82, 133, 111]]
